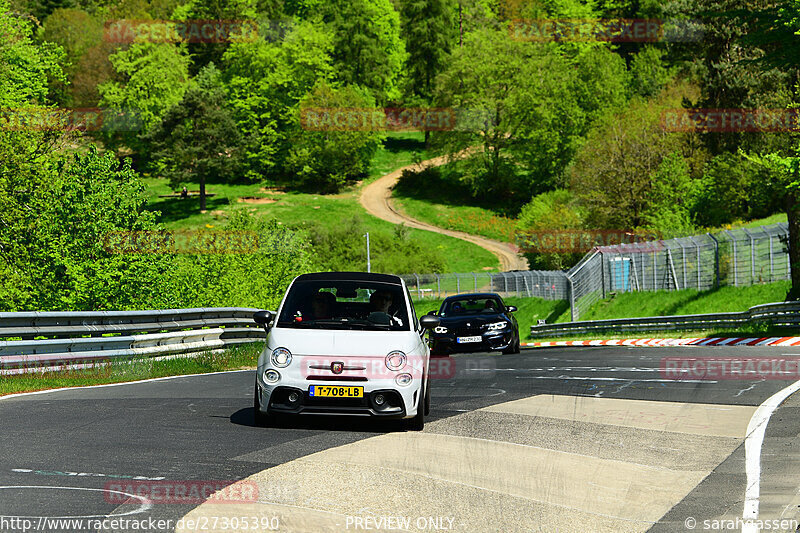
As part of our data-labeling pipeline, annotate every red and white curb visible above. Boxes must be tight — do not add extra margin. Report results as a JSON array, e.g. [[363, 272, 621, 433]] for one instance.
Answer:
[[522, 337, 800, 348]]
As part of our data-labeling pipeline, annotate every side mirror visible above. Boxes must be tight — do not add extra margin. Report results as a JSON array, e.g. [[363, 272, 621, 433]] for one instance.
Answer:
[[506, 305, 517, 313], [253, 310, 274, 327], [420, 315, 441, 329]]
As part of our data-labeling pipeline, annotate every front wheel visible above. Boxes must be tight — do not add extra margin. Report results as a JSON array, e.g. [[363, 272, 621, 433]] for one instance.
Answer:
[[406, 379, 427, 431], [253, 384, 275, 427]]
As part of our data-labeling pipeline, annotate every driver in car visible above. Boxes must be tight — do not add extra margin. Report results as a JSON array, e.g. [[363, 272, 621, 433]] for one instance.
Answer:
[[368, 290, 403, 326]]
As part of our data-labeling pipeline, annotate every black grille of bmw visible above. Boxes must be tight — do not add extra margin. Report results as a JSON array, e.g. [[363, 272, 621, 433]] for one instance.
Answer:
[[453, 327, 481, 336]]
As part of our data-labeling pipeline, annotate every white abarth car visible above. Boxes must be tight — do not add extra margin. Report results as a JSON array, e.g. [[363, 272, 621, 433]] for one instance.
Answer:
[[253, 272, 440, 430]]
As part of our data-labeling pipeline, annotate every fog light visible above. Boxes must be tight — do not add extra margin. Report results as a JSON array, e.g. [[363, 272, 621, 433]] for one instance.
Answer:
[[288, 391, 300, 403], [395, 373, 412, 386], [374, 394, 385, 406], [264, 369, 280, 384]]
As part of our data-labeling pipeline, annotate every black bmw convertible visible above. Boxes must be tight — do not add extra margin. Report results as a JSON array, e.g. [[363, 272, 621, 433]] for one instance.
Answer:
[[426, 293, 520, 356]]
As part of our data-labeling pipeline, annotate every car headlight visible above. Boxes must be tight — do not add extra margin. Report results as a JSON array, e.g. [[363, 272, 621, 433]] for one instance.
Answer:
[[385, 351, 406, 371], [271, 347, 292, 367], [434, 326, 448, 334], [485, 321, 508, 331], [395, 373, 413, 386]]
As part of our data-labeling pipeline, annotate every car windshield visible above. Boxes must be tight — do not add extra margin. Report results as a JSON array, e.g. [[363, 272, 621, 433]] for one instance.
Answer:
[[276, 279, 410, 331], [440, 297, 503, 316]]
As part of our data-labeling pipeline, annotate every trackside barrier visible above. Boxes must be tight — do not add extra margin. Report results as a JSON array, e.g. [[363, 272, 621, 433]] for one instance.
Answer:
[[0, 308, 268, 374], [529, 301, 800, 338]]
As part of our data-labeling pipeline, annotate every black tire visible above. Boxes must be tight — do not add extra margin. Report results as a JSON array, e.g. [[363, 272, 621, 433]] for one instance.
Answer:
[[424, 376, 431, 416], [253, 384, 274, 427], [513, 331, 521, 354], [406, 379, 427, 431]]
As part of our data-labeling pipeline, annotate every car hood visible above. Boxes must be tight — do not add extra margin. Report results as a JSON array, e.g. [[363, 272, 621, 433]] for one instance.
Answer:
[[438, 314, 508, 328], [268, 327, 420, 356]]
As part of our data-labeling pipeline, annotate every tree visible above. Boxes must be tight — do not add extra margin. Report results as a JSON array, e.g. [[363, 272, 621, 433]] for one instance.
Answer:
[[144, 63, 242, 211], [287, 81, 381, 192], [398, 0, 455, 144], [40, 7, 103, 106], [322, 0, 407, 104], [434, 28, 583, 200], [98, 41, 191, 151], [0, 147, 177, 311], [746, 148, 800, 299], [568, 83, 697, 231], [222, 18, 334, 181]]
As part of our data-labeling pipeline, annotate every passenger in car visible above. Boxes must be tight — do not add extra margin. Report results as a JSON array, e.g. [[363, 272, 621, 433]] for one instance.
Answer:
[[310, 291, 335, 319]]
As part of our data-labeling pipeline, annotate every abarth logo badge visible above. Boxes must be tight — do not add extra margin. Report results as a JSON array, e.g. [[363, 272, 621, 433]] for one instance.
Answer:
[[331, 362, 344, 374]]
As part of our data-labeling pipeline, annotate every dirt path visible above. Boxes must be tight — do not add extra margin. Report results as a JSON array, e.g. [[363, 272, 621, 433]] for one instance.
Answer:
[[359, 155, 529, 271]]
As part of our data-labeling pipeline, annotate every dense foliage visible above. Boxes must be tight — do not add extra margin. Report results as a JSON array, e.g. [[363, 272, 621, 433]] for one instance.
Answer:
[[6, 0, 800, 306]]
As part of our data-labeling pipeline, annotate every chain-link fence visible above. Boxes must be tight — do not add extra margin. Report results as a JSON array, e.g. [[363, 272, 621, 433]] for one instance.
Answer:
[[400, 271, 568, 301], [398, 222, 791, 322]]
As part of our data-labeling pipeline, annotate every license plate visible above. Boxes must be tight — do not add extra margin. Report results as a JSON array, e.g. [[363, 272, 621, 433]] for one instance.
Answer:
[[457, 336, 482, 343], [309, 385, 363, 398]]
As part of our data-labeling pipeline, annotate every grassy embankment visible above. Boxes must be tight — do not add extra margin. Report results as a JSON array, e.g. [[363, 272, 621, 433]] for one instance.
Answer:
[[142, 133, 499, 273]]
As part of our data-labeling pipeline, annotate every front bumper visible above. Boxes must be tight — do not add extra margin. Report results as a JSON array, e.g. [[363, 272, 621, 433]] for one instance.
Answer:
[[430, 330, 514, 354], [257, 385, 409, 418], [255, 372, 422, 420]]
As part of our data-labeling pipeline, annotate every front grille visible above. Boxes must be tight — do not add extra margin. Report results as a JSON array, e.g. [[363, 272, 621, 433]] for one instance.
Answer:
[[305, 375, 367, 381], [452, 327, 482, 336]]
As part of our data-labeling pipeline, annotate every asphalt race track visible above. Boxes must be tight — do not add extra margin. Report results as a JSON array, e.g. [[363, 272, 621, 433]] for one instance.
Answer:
[[2, 346, 800, 532]]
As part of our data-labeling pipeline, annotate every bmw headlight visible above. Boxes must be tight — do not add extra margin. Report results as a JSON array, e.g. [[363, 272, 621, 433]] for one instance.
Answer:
[[271, 347, 292, 367], [434, 326, 448, 334], [485, 321, 508, 331], [385, 351, 407, 371]]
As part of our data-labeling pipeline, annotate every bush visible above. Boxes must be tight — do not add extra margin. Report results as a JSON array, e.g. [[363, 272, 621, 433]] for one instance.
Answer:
[[690, 152, 783, 227], [304, 216, 446, 274]]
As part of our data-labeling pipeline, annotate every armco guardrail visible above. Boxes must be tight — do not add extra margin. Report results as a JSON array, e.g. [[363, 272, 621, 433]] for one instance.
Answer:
[[0, 307, 267, 374], [529, 301, 800, 338]]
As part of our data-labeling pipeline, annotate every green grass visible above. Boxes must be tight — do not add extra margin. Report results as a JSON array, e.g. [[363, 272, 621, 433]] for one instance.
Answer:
[[0, 343, 263, 396], [141, 133, 499, 273], [574, 281, 791, 322], [528, 325, 797, 344], [393, 196, 517, 243], [391, 161, 518, 244]]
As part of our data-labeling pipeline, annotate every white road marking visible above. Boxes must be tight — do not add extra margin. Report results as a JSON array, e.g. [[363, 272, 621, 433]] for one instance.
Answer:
[[10, 467, 165, 481], [0, 485, 151, 518], [515, 376, 715, 383], [0, 369, 252, 402], [742, 378, 800, 533]]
